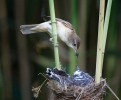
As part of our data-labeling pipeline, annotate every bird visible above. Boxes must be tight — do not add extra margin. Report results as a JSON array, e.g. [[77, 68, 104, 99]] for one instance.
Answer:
[[46, 67, 73, 86], [72, 65, 93, 87], [20, 16, 81, 56]]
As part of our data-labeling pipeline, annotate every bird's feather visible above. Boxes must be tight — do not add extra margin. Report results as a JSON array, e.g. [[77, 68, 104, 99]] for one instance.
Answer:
[[20, 16, 81, 56], [43, 16, 74, 30]]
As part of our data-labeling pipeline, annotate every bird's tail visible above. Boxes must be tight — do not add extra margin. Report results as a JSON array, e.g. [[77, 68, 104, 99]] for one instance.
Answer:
[[20, 24, 39, 34]]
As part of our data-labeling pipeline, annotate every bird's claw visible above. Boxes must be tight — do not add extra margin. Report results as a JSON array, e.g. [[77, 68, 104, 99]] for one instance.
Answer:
[[51, 41, 59, 47], [49, 38, 53, 42], [54, 43, 59, 47], [50, 37, 59, 47]]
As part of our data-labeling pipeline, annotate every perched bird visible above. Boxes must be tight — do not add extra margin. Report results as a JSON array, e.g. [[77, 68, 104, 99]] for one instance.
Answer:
[[20, 16, 81, 56]]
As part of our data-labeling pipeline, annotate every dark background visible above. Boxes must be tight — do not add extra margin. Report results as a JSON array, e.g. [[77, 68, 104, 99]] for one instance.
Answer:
[[0, 0, 121, 100]]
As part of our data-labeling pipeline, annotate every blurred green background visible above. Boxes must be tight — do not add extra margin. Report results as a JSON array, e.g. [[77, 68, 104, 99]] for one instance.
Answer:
[[0, 0, 121, 100]]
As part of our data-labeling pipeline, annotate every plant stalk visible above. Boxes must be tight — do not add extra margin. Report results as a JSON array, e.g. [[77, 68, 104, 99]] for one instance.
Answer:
[[95, 0, 105, 83], [49, 0, 60, 70], [102, 0, 113, 65]]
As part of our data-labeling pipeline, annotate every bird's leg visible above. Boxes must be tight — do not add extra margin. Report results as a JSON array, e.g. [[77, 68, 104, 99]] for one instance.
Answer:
[[49, 38, 53, 42], [49, 21, 59, 47], [48, 31, 54, 42], [50, 34, 59, 47], [50, 37, 59, 47], [54, 42, 59, 47]]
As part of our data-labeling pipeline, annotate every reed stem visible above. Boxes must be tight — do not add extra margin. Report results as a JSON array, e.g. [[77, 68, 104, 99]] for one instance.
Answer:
[[95, 0, 113, 84], [49, 0, 60, 69], [102, 0, 113, 65], [95, 0, 105, 83]]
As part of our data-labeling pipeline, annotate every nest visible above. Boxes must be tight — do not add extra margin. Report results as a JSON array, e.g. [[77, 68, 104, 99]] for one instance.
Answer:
[[32, 67, 108, 100], [47, 79, 106, 100], [45, 67, 106, 100]]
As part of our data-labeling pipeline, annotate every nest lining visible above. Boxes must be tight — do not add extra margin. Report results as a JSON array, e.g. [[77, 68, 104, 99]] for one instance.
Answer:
[[47, 79, 106, 100]]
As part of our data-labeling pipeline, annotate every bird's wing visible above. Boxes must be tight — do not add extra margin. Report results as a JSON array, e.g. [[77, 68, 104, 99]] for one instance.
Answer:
[[43, 16, 74, 30], [57, 19, 74, 30], [43, 16, 50, 21]]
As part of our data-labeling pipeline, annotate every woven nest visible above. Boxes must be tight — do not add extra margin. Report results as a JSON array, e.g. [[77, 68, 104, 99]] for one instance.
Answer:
[[47, 79, 106, 100], [32, 67, 108, 100]]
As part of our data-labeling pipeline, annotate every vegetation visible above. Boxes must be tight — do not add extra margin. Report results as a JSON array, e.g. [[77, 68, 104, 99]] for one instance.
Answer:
[[0, 0, 121, 100], [49, 0, 60, 69]]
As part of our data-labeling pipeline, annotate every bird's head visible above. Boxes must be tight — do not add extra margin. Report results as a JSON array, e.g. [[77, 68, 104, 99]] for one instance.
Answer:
[[71, 35, 81, 57]]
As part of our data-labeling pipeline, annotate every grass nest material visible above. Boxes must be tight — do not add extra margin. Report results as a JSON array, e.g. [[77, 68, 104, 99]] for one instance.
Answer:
[[46, 66, 107, 100], [32, 67, 112, 100], [47, 79, 106, 100]]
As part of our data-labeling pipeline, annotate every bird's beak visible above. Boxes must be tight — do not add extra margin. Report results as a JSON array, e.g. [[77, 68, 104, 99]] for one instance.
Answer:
[[74, 48, 79, 57], [75, 50, 79, 57]]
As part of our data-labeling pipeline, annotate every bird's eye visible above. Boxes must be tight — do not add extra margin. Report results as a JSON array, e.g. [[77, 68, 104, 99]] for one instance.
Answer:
[[74, 44, 76, 46]]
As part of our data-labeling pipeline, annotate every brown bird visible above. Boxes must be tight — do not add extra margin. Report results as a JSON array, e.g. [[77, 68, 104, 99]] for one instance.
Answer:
[[20, 16, 81, 56]]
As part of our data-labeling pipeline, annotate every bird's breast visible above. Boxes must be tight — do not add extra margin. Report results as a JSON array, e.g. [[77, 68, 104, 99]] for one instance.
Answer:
[[57, 23, 72, 44], [57, 27, 70, 44], [46, 21, 72, 48]]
